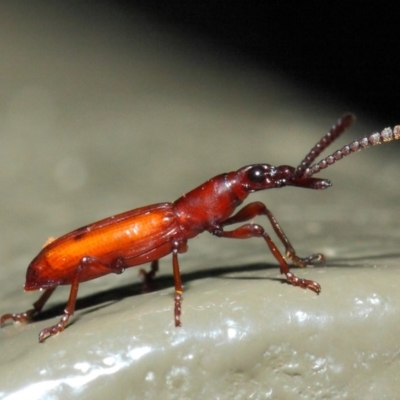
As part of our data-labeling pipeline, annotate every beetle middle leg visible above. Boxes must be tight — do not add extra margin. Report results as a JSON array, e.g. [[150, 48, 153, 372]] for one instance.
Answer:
[[139, 260, 159, 293], [221, 201, 325, 267], [172, 248, 184, 327]]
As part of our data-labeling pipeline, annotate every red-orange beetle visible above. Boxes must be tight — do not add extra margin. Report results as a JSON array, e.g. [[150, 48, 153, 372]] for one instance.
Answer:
[[2, 114, 399, 342]]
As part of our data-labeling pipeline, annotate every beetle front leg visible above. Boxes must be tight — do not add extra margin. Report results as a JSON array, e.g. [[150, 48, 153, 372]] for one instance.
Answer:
[[222, 201, 325, 267], [213, 223, 321, 293]]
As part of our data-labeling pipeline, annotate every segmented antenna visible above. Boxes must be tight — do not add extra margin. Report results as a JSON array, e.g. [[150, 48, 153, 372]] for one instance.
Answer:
[[295, 113, 355, 177], [302, 125, 400, 178]]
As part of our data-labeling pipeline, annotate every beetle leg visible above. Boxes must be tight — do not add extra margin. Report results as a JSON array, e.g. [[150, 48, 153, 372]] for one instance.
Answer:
[[221, 201, 325, 267], [172, 249, 183, 327], [38, 256, 126, 342], [1, 287, 56, 326], [140, 246, 184, 326], [139, 260, 159, 293], [212, 223, 321, 294], [38, 265, 82, 342]]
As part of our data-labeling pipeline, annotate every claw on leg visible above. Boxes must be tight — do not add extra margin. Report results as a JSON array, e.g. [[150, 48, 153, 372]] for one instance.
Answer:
[[1, 309, 37, 326], [1, 287, 56, 329], [38, 314, 70, 343], [290, 252, 326, 268], [285, 272, 321, 294], [174, 293, 182, 327]]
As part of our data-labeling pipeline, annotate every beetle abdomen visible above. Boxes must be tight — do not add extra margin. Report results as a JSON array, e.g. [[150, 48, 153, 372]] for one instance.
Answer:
[[25, 203, 181, 289]]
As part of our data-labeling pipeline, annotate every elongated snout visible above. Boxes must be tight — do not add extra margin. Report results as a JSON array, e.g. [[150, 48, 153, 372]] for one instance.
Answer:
[[275, 165, 331, 190], [288, 176, 332, 190]]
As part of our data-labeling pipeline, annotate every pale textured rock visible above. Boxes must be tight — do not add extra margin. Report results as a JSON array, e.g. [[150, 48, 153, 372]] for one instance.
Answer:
[[1, 3, 400, 400]]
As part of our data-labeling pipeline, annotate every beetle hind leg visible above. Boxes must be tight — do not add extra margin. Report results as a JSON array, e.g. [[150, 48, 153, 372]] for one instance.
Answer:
[[38, 255, 126, 342], [1, 287, 56, 326], [37, 264, 83, 342]]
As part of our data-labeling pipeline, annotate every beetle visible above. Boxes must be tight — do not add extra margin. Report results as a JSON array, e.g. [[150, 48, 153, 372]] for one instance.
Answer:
[[1, 114, 399, 342]]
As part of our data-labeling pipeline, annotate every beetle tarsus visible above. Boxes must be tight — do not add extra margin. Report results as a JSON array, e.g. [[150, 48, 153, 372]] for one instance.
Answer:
[[1, 287, 56, 332], [38, 314, 70, 343], [290, 252, 326, 268], [174, 293, 182, 327], [285, 272, 321, 294], [1, 309, 36, 326]]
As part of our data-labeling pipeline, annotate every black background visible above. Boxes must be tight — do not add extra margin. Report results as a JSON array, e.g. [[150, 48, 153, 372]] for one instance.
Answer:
[[113, 1, 399, 123]]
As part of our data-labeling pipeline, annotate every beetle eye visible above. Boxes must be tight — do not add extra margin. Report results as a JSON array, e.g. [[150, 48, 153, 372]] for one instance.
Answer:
[[248, 166, 266, 183]]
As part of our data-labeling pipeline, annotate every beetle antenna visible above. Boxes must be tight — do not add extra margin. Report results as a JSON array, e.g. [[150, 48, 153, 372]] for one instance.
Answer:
[[301, 125, 400, 178], [295, 113, 356, 177]]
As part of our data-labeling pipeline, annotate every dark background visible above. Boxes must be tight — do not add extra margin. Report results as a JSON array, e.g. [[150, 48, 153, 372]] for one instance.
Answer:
[[113, 1, 399, 123]]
